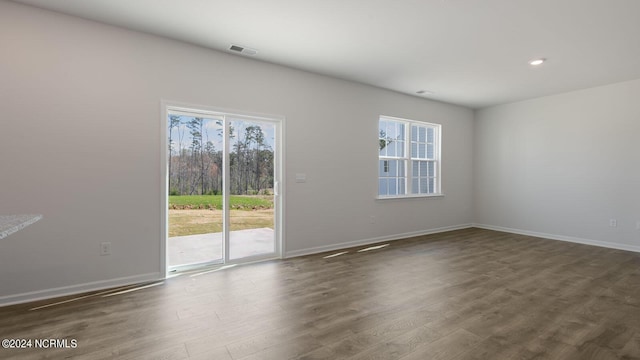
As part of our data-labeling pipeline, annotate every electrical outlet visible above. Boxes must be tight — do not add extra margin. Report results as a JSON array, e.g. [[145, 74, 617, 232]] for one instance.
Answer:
[[609, 219, 617, 227], [369, 216, 376, 224], [100, 242, 112, 256]]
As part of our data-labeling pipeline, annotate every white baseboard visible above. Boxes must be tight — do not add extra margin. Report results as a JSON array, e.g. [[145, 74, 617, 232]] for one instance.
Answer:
[[0, 272, 163, 307], [284, 224, 473, 258], [473, 223, 640, 253], [9, 224, 632, 306]]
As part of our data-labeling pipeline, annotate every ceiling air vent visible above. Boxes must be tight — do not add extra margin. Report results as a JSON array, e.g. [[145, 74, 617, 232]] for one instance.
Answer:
[[229, 44, 258, 56]]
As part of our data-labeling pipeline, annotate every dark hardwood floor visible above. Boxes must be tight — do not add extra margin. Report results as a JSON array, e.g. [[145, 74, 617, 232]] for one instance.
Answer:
[[1, 228, 639, 359]]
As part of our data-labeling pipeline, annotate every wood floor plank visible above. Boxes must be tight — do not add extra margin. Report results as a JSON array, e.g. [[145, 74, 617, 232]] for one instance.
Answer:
[[397, 328, 481, 360], [1, 228, 638, 359], [451, 337, 526, 360]]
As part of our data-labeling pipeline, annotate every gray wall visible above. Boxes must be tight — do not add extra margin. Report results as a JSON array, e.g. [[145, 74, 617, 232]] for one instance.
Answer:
[[474, 79, 640, 251], [0, 2, 474, 304]]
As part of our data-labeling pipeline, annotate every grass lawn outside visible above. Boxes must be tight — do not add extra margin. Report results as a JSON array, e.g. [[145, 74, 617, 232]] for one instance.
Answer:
[[168, 195, 274, 237], [169, 195, 272, 210]]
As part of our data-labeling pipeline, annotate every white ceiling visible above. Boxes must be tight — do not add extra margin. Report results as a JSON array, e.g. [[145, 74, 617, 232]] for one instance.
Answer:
[[11, 0, 640, 108]]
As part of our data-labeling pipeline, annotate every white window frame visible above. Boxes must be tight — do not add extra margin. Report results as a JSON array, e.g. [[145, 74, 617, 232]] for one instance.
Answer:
[[378, 115, 442, 199]]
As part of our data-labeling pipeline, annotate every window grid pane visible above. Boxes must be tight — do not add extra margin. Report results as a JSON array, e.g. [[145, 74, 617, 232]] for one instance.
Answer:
[[397, 123, 405, 141], [396, 140, 405, 157], [379, 159, 406, 196], [410, 160, 436, 194], [389, 178, 397, 196], [379, 117, 439, 197], [399, 178, 406, 194], [379, 120, 408, 159], [411, 124, 436, 161], [379, 179, 387, 196], [379, 121, 388, 157]]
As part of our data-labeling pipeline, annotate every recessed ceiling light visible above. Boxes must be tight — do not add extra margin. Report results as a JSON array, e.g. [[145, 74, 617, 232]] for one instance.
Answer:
[[529, 58, 546, 66]]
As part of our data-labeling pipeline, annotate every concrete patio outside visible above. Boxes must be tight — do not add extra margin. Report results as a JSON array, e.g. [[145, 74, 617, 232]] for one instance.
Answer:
[[168, 228, 275, 267]]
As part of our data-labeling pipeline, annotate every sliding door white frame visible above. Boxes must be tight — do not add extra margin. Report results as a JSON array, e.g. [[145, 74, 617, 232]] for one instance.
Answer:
[[160, 100, 285, 275]]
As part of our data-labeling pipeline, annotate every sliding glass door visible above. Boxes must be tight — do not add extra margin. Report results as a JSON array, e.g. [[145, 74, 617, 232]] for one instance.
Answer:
[[227, 117, 277, 261], [165, 107, 280, 271]]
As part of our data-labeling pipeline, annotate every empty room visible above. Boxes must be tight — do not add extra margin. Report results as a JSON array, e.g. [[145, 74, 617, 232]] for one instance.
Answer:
[[0, 0, 639, 359]]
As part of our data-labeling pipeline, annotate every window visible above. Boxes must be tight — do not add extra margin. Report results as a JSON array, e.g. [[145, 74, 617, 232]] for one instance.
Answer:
[[378, 116, 441, 197]]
